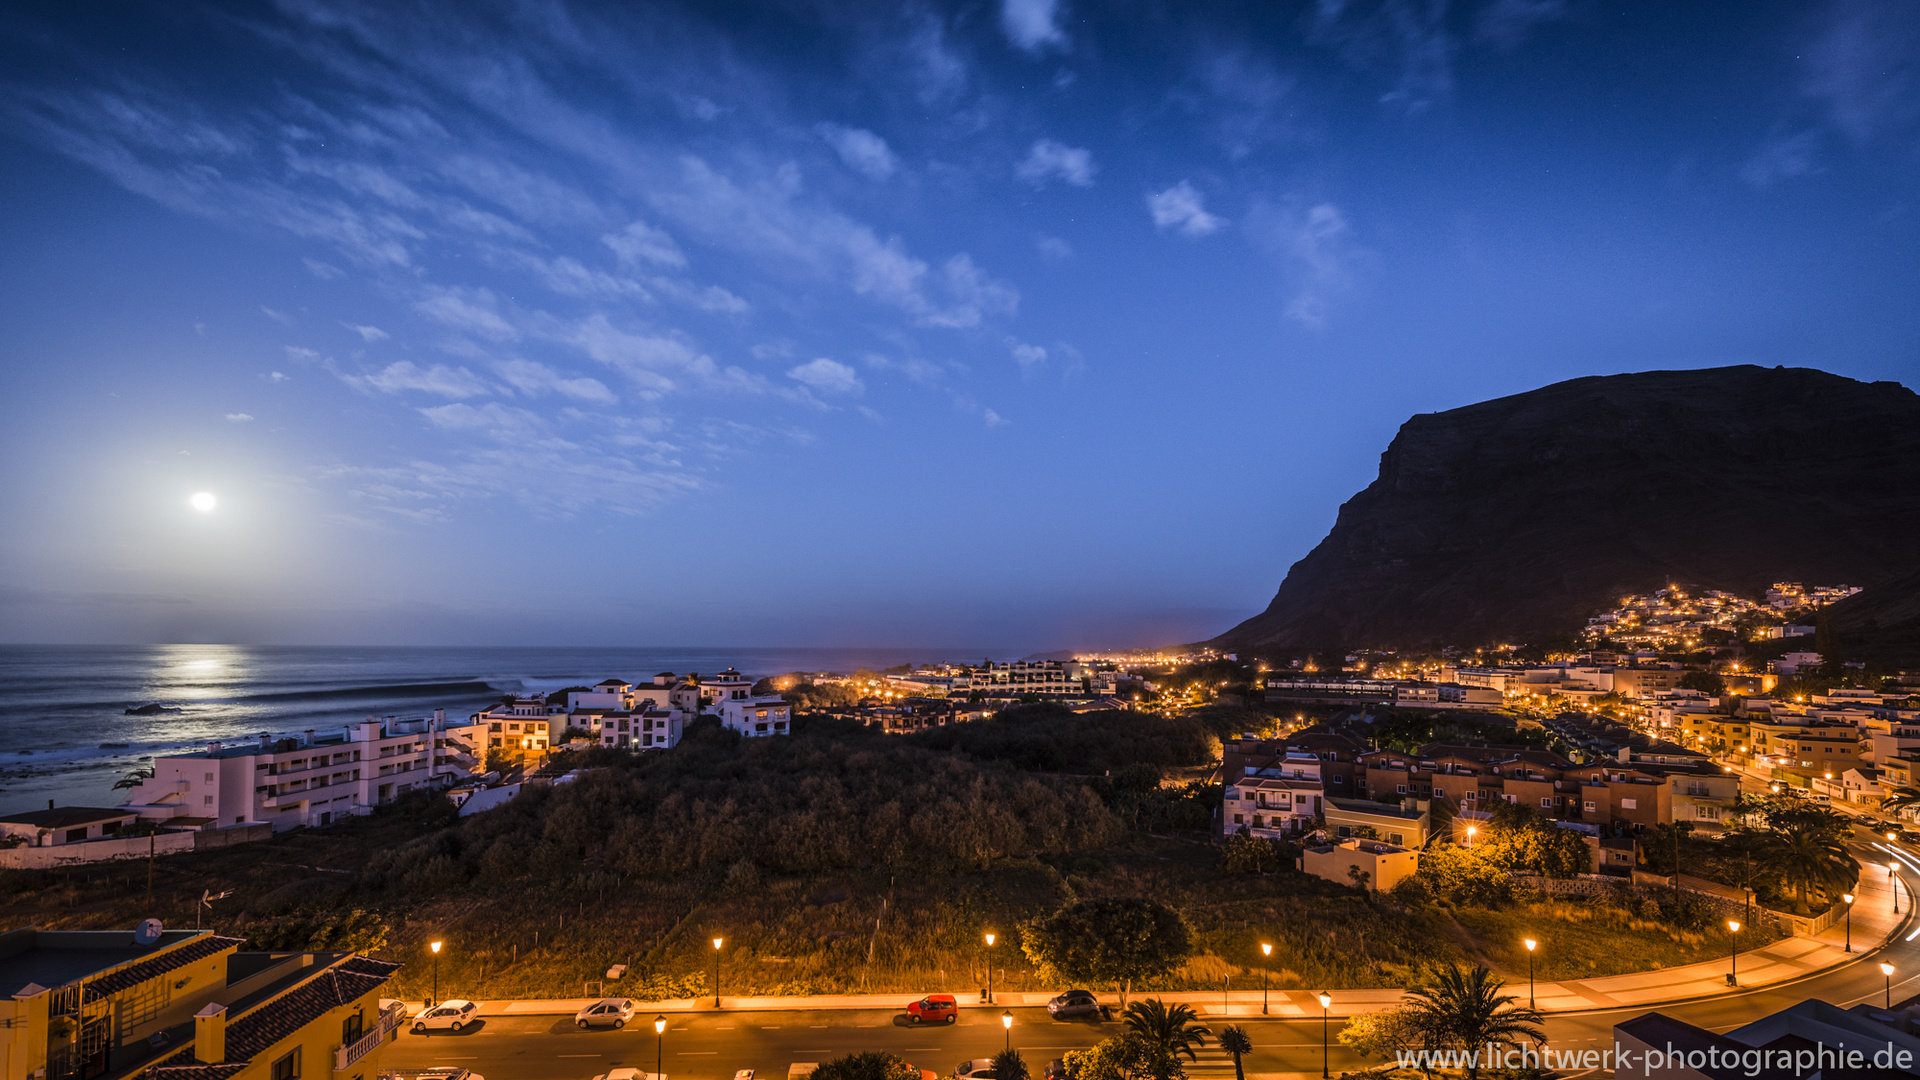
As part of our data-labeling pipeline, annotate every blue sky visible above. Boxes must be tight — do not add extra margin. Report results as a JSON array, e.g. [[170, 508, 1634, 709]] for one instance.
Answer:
[[1, 0, 1917, 651]]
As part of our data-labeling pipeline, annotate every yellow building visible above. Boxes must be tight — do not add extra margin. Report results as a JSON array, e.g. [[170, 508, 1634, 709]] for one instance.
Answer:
[[0, 927, 402, 1080]]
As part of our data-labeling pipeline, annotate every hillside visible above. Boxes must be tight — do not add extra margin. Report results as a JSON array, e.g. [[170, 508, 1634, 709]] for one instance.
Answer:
[[1212, 365, 1920, 653], [1823, 569, 1920, 667]]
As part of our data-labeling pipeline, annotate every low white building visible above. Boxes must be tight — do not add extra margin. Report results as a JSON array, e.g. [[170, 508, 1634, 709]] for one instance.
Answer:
[[595, 709, 684, 750], [719, 695, 792, 738], [1223, 776, 1324, 837], [117, 711, 481, 832]]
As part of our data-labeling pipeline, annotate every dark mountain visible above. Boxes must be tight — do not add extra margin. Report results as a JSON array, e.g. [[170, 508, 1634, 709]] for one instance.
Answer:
[[1822, 570, 1920, 667], [1211, 366, 1920, 654]]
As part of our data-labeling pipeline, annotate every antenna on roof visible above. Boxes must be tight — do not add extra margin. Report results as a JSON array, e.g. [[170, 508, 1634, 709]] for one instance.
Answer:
[[135, 919, 164, 946]]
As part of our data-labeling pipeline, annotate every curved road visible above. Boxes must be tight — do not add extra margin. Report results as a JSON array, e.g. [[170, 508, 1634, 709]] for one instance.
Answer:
[[385, 828, 1917, 1080]]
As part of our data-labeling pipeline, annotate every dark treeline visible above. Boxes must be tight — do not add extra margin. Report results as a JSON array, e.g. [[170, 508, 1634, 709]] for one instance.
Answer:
[[904, 702, 1234, 772], [363, 717, 1122, 895]]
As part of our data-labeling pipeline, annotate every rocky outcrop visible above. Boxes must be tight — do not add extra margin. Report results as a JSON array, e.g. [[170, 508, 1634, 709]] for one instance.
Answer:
[[1211, 366, 1920, 653]]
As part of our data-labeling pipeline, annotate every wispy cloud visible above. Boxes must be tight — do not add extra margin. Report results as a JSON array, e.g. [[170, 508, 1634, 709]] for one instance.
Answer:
[[601, 220, 687, 269], [1001, 0, 1068, 54], [342, 360, 492, 398], [1148, 182, 1225, 237], [1016, 139, 1096, 187], [818, 123, 899, 181], [1307, 0, 1456, 115], [1474, 0, 1571, 50], [786, 357, 865, 396], [1248, 201, 1367, 329], [344, 323, 389, 342], [224, 412, 254, 423]]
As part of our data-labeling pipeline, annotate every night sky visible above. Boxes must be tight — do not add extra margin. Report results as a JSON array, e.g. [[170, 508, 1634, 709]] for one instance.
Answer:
[[1, 1, 1916, 650]]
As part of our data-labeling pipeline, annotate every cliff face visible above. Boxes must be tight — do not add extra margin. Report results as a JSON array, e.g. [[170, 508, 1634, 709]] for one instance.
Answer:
[[1212, 366, 1920, 653], [1823, 569, 1920, 667]]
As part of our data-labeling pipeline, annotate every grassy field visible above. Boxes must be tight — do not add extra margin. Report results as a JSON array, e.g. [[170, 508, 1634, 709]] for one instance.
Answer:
[[0, 810, 1775, 1003]]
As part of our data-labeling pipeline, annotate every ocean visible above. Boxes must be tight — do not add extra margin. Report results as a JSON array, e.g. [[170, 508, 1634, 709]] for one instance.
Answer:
[[0, 644, 1016, 816]]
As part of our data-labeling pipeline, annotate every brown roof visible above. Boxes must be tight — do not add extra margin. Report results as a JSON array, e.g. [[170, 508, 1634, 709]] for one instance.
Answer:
[[84, 936, 244, 1001], [0, 807, 136, 829], [225, 956, 401, 1061]]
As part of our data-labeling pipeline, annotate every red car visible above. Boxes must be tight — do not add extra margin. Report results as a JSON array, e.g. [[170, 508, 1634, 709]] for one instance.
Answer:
[[907, 994, 958, 1024]]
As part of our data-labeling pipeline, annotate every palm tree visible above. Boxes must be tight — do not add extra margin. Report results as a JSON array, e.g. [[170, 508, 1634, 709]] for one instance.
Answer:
[[1122, 999, 1211, 1080], [1402, 963, 1543, 1080], [1884, 787, 1920, 817], [112, 765, 155, 790], [1217, 1025, 1253, 1080], [989, 1049, 1029, 1080], [1765, 810, 1859, 914]]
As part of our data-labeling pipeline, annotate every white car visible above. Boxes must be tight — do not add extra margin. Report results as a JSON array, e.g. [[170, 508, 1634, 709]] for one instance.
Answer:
[[412, 1069, 487, 1080], [956, 1061, 1000, 1080], [593, 1070, 664, 1080], [574, 998, 638, 1029], [412, 1000, 479, 1033]]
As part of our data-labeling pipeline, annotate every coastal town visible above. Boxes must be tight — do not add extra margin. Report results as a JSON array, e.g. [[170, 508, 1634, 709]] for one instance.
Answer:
[[3, 580, 1919, 1080]]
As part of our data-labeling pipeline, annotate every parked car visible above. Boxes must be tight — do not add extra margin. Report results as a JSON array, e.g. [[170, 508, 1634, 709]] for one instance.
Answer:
[[574, 998, 638, 1029], [1903, 830, 1920, 845], [407, 1069, 486, 1080], [412, 1000, 479, 1034], [1044, 1061, 1067, 1080], [1860, 818, 1886, 831], [1047, 989, 1101, 1019], [593, 1070, 663, 1080], [955, 1061, 999, 1080], [907, 994, 959, 1024], [735, 1071, 755, 1080]]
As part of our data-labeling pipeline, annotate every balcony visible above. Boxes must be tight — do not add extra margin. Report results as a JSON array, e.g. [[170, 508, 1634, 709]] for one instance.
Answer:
[[335, 1000, 407, 1072]]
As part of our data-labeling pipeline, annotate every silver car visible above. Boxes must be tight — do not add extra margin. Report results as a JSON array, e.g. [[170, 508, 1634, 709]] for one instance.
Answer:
[[574, 998, 638, 1029]]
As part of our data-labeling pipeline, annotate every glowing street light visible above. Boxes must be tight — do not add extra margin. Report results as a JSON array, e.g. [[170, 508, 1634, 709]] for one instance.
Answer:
[[1001, 1009, 1013, 1053], [1844, 893, 1855, 953], [712, 937, 724, 1008], [1261, 942, 1273, 1014], [429, 940, 443, 1006], [1317, 992, 1333, 1079], [1726, 920, 1741, 986], [655, 1014, 667, 1078], [1524, 939, 1538, 1010], [1466, 826, 1476, 848], [984, 932, 997, 1005], [1883, 963, 1897, 1009]]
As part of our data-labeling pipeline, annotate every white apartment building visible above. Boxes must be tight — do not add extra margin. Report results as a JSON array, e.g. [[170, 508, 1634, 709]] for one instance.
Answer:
[[719, 695, 792, 737], [1224, 777, 1324, 838], [118, 712, 481, 832], [596, 709, 684, 750]]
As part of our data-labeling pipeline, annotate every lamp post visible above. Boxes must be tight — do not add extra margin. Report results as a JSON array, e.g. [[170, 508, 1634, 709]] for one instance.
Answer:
[[1883, 964, 1896, 1010], [1524, 939, 1537, 1010], [654, 1015, 666, 1079], [1897, 866, 1904, 916], [1261, 943, 1273, 1015], [430, 941, 443, 1007], [1466, 826, 1476, 848], [985, 932, 996, 1005], [712, 937, 724, 1009], [1318, 992, 1332, 1079], [1001, 1009, 1013, 1053], [1726, 920, 1741, 987], [1844, 893, 1855, 952]]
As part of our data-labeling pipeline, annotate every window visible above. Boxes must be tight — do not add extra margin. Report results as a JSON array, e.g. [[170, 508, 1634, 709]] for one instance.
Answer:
[[1233, 814, 1244, 825], [343, 1009, 364, 1045], [271, 1048, 301, 1080], [1584, 801, 1597, 812], [204, 772, 214, 782], [203, 796, 214, 806], [65, 827, 88, 843], [1621, 798, 1638, 810], [1396, 784, 1407, 794]]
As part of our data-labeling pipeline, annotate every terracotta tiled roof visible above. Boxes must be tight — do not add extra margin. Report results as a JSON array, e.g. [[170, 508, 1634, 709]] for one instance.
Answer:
[[83, 936, 245, 1001], [224, 957, 400, 1061], [148, 1056, 248, 1080]]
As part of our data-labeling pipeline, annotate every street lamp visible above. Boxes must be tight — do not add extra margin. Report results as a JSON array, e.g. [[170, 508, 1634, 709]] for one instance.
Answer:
[[1524, 939, 1537, 1010], [1726, 920, 1741, 986], [654, 1015, 667, 1079], [712, 937, 724, 1009], [1844, 893, 1855, 952], [429, 940, 443, 1006], [1261, 943, 1273, 1014], [1318, 992, 1332, 1079], [1001, 1009, 1013, 1053], [1466, 826, 1476, 848], [985, 932, 997, 1005], [1883, 963, 1896, 1010]]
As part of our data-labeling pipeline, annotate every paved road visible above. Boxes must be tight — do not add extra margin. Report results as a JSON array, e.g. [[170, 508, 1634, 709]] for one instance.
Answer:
[[385, 826, 1920, 1080]]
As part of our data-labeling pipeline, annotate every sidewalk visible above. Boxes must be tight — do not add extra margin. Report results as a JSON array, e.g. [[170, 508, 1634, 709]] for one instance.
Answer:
[[435, 855, 1910, 1023]]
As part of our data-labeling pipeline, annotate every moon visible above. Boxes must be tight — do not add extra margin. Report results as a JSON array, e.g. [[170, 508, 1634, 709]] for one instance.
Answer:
[[189, 492, 217, 512]]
